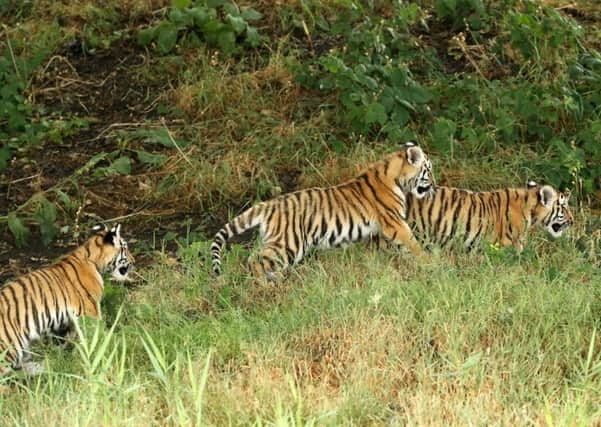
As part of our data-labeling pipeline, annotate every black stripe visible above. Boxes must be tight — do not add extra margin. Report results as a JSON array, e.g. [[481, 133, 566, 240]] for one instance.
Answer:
[[504, 189, 511, 226], [36, 270, 58, 327], [28, 272, 48, 332], [55, 263, 85, 316], [361, 174, 390, 214], [4, 287, 27, 353], [48, 266, 70, 320], [16, 278, 38, 336], [447, 191, 464, 245], [63, 260, 96, 308]]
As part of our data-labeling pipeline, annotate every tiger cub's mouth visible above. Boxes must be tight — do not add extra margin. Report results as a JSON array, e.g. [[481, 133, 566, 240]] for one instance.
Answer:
[[416, 184, 434, 197], [551, 222, 569, 233], [548, 221, 570, 238], [111, 263, 133, 282]]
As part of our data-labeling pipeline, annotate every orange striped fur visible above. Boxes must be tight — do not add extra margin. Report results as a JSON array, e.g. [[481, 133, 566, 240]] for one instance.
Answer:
[[211, 142, 435, 279], [405, 180, 573, 252], [0, 224, 133, 375]]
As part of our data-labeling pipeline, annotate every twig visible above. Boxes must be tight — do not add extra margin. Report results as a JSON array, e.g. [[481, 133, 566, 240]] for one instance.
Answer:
[[6, 173, 41, 201], [302, 20, 314, 52], [305, 158, 332, 187], [162, 119, 193, 167], [84, 120, 185, 143], [452, 32, 488, 81], [554, 3, 576, 11], [130, 270, 149, 284], [2, 24, 20, 79], [40, 55, 78, 77], [103, 209, 178, 223], [9, 173, 41, 184]]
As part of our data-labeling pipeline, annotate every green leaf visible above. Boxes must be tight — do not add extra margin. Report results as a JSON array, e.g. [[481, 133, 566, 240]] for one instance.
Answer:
[[364, 102, 388, 125], [183, 31, 203, 48], [241, 8, 263, 21], [136, 150, 168, 166], [0, 144, 11, 172], [329, 138, 346, 154], [156, 22, 179, 54], [188, 6, 210, 27], [390, 68, 408, 87], [216, 30, 236, 54], [227, 15, 247, 34], [169, 8, 194, 27], [223, 3, 240, 16], [357, 74, 378, 90], [137, 26, 157, 46], [33, 198, 58, 247], [207, 0, 225, 7], [129, 128, 191, 149], [7, 212, 30, 248], [172, 0, 191, 8], [245, 26, 261, 47], [201, 19, 223, 42], [403, 84, 431, 104], [431, 118, 457, 154], [56, 190, 76, 211], [110, 156, 132, 175], [391, 108, 410, 127]]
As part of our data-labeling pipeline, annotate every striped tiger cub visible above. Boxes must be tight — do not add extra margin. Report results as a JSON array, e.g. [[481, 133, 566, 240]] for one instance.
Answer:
[[211, 142, 436, 279], [405, 180, 573, 252], [0, 224, 134, 375]]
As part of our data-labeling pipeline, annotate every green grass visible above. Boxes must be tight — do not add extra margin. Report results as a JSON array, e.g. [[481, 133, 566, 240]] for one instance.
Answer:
[[1, 234, 600, 425], [1, 0, 601, 425]]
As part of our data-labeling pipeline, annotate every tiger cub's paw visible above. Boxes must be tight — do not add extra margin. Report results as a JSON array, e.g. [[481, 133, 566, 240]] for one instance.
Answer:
[[22, 362, 44, 376], [256, 270, 284, 285]]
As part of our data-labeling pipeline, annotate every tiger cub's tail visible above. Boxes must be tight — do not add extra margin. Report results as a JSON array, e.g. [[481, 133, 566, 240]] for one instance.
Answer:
[[211, 205, 265, 275]]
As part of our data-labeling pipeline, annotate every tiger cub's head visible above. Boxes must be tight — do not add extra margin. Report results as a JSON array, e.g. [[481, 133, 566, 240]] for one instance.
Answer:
[[387, 141, 435, 199], [90, 223, 135, 281], [527, 181, 574, 238]]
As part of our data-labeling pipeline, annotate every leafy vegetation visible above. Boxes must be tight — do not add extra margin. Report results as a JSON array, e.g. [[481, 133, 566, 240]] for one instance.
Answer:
[[295, 0, 600, 197], [0, 0, 600, 424], [137, 0, 264, 55]]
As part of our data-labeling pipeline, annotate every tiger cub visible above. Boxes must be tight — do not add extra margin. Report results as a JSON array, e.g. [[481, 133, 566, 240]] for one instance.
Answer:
[[0, 224, 134, 375], [211, 142, 436, 279], [405, 180, 573, 252]]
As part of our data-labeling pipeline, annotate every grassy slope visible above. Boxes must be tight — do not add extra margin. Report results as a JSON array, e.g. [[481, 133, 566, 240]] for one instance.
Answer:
[[1, 0, 600, 425]]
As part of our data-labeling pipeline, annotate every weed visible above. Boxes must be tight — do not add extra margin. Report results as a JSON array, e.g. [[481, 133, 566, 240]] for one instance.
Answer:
[[137, 0, 265, 55]]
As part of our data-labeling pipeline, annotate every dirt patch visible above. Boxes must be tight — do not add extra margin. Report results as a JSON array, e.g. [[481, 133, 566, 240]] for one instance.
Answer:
[[0, 38, 183, 279]]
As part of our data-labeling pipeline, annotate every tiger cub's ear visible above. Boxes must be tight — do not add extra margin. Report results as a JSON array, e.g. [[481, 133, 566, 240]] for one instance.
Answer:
[[526, 180, 538, 188], [103, 224, 122, 245], [406, 145, 424, 166], [92, 224, 108, 234], [540, 185, 558, 207], [563, 188, 571, 202]]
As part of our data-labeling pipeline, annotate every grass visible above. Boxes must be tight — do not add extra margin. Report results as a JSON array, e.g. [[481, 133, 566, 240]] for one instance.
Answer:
[[1, 0, 600, 425], [1, 235, 600, 425]]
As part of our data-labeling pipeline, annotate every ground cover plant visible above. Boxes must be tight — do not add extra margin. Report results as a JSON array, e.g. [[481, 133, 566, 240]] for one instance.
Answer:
[[0, 0, 600, 425]]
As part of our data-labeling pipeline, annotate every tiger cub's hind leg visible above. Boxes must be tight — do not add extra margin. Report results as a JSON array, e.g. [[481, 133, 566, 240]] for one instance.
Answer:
[[249, 244, 289, 283], [3, 345, 35, 376], [51, 321, 77, 349]]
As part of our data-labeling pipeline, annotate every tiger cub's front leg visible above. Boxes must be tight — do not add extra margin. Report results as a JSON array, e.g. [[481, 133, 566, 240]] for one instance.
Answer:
[[378, 214, 426, 259]]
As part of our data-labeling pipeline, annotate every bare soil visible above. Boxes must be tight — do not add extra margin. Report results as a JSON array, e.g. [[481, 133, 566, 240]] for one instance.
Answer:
[[0, 39, 181, 281]]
